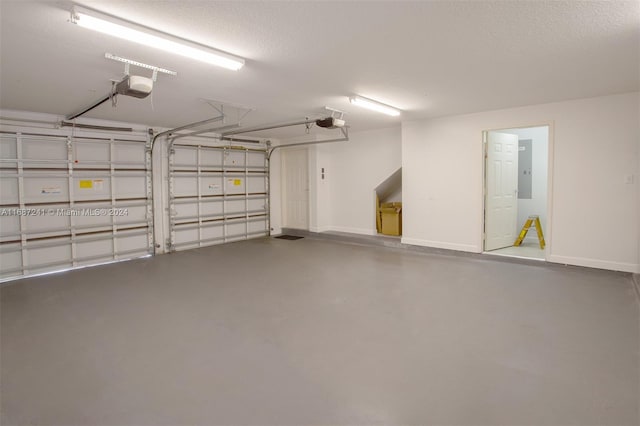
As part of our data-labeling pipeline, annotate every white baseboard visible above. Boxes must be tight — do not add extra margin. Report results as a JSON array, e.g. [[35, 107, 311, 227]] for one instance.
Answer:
[[325, 226, 376, 236], [547, 254, 640, 273], [401, 237, 479, 253], [310, 226, 330, 233]]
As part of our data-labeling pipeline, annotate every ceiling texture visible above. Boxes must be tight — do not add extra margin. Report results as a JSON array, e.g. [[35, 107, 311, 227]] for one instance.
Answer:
[[1, 0, 638, 138]]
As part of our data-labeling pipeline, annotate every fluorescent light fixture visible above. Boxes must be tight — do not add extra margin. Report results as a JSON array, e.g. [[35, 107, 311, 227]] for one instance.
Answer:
[[71, 6, 245, 71], [349, 95, 401, 116]]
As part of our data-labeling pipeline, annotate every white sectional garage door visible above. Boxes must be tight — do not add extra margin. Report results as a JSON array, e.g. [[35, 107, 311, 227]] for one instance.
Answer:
[[168, 144, 268, 251], [0, 132, 153, 280]]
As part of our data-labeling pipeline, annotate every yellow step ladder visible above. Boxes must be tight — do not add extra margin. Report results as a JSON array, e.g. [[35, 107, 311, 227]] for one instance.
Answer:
[[514, 215, 545, 249]]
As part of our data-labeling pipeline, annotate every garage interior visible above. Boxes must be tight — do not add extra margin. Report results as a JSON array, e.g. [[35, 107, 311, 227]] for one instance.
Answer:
[[1, 1, 639, 425]]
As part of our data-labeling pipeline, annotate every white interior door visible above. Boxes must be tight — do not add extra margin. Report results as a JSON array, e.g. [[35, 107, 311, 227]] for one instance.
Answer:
[[485, 131, 519, 251], [281, 148, 309, 230]]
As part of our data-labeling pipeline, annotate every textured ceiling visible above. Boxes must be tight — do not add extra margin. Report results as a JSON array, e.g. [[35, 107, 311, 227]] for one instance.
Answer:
[[1, 0, 638, 137]]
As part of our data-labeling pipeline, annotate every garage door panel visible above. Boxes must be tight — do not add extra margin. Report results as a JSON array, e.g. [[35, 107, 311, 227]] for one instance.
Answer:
[[115, 204, 147, 225], [72, 210, 113, 229], [173, 226, 198, 245], [24, 212, 70, 234], [173, 202, 198, 220], [0, 137, 17, 156], [173, 147, 197, 165], [24, 174, 69, 203], [0, 216, 20, 241], [248, 218, 268, 234], [225, 176, 245, 194], [200, 176, 223, 195], [0, 137, 17, 168], [225, 220, 246, 237], [0, 176, 19, 204], [200, 199, 223, 217], [22, 138, 68, 169], [0, 247, 22, 277], [113, 174, 147, 198], [224, 150, 245, 168], [247, 151, 265, 168], [200, 149, 223, 167], [115, 231, 149, 254], [248, 175, 266, 193], [0, 133, 153, 281], [113, 143, 146, 166], [74, 176, 111, 201], [173, 175, 197, 197], [169, 145, 267, 251], [173, 200, 226, 221], [225, 199, 246, 216], [76, 238, 113, 260], [73, 142, 109, 164], [201, 223, 224, 241], [248, 198, 266, 212], [27, 239, 72, 269]]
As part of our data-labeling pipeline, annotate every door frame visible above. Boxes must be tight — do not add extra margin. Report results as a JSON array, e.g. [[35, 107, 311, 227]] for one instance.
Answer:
[[481, 122, 555, 260], [281, 147, 309, 230]]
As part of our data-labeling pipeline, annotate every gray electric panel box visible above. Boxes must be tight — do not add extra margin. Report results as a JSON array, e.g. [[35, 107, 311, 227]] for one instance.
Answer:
[[518, 139, 532, 199]]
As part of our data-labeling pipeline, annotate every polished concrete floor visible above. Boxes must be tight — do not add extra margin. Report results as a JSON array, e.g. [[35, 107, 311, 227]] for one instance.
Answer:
[[1, 237, 638, 425]]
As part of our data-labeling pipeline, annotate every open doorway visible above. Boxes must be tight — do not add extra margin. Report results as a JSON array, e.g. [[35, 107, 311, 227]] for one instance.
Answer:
[[483, 126, 550, 260], [375, 168, 402, 237]]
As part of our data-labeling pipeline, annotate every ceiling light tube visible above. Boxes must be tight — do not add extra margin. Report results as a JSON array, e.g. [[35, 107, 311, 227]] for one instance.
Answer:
[[349, 96, 400, 116], [70, 6, 245, 71]]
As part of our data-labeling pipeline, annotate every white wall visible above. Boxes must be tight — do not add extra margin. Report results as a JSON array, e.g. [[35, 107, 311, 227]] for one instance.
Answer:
[[309, 142, 332, 233], [402, 92, 639, 273], [384, 186, 403, 203], [375, 167, 402, 204], [498, 126, 549, 241], [309, 127, 402, 235]]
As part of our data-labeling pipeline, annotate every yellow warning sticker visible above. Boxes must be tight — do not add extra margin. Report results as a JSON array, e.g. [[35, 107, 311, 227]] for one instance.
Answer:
[[79, 180, 93, 189], [234, 179, 242, 186]]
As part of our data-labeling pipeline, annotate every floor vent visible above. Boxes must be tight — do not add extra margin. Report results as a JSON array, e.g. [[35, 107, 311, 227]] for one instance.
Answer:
[[275, 235, 304, 240]]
